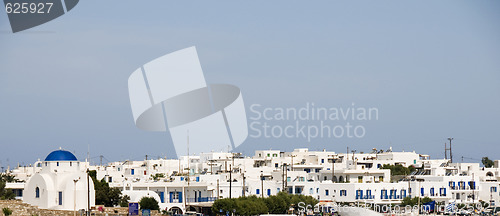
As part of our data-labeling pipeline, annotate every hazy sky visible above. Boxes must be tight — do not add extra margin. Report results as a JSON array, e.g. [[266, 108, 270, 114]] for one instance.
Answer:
[[0, 0, 499, 168]]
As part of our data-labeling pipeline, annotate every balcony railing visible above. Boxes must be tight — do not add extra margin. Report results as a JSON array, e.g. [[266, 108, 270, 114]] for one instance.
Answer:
[[187, 197, 218, 203], [355, 195, 375, 199], [379, 195, 404, 200]]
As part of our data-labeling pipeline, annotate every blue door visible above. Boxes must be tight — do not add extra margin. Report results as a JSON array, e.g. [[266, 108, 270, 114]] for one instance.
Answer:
[[58, 192, 63, 205]]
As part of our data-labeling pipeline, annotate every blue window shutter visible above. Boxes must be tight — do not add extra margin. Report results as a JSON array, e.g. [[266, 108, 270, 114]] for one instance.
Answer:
[[178, 192, 182, 203], [169, 192, 173, 203]]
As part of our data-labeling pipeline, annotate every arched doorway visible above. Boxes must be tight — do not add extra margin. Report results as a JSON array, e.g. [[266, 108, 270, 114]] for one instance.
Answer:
[[339, 176, 344, 183], [170, 207, 183, 215], [187, 206, 198, 212], [332, 176, 338, 183]]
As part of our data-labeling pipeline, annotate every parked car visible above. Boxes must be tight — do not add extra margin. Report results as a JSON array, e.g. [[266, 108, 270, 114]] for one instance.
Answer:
[[484, 206, 500, 215]]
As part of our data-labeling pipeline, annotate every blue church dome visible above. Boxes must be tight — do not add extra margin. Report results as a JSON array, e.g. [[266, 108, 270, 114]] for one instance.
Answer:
[[44, 150, 78, 161]]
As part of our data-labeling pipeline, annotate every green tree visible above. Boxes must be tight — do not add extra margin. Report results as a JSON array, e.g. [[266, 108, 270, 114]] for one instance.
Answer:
[[212, 197, 236, 214], [400, 197, 433, 206], [151, 173, 165, 181], [381, 164, 416, 176], [0, 174, 17, 183], [482, 157, 494, 168], [88, 170, 122, 207], [212, 192, 318, 216], [0, 179, 15, 200], [264, 193, 288, 214], [119, 195, 131, 207], [139, 196, 160, 210]]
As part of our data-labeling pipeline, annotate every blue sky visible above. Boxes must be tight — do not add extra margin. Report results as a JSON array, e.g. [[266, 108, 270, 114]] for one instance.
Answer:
[[0, 0, 499, 168]]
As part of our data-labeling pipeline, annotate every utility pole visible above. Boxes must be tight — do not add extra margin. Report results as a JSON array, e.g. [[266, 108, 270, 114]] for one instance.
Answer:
[[242, 173, 246, 197], [186, 130, 190, 205], [331, 155, 335, 182], [87, 168, 90, 216], [444, 142, 448, 160], [216, 179, 220, 198], [448, 138, 454, 163], [285, 164, 288, 192], [351, 150, 356, 169], [99, 155, 103, 166], [282, 163, 285, 189], [229, 164, 232, 199], [210, 160, 213, 174], [260, 171, 264, 198]]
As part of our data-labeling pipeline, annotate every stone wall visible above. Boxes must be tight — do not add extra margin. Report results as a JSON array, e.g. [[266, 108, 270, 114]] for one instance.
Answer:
[[0, 200, 162, 216]]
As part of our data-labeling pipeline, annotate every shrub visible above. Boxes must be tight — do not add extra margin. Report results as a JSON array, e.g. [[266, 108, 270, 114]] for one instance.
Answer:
[[139, 196, 160, 210], [2, 207, 12, 216]]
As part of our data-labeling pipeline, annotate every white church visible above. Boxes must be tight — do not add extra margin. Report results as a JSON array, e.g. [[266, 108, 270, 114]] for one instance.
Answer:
[[23, 149, 95, 211]]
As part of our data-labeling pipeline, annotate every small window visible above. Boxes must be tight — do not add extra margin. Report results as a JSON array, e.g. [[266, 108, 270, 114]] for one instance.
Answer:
[[256, 189, 260, 194], [35, 187, 40, 198], [325, 189, 329, 196], [440, 188, 446, 196], [56, 162, 59, 166], [491, 187, 498, 192], [379, 176, 383, 182], [340, 190, 347, 196], [70, 162, 72, 166]]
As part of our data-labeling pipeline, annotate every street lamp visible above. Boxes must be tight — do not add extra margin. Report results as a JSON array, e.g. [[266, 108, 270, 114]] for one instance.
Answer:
[[73, 178, 80, 216], [260, 171, 264, 198]]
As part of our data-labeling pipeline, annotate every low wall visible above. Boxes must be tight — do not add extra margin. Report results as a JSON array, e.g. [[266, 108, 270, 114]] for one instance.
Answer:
[[0, 200, 162, 216]]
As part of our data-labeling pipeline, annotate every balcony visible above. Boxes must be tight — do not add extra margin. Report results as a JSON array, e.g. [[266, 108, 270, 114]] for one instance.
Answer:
[[187, 197, 218, 203], [380, 195, 404, 200], [356, 195, 375, 199]]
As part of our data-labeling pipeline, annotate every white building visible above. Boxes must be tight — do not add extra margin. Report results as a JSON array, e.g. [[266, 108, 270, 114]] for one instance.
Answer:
[[5, 147, 500, 214], [22, 149, 96, 211]]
